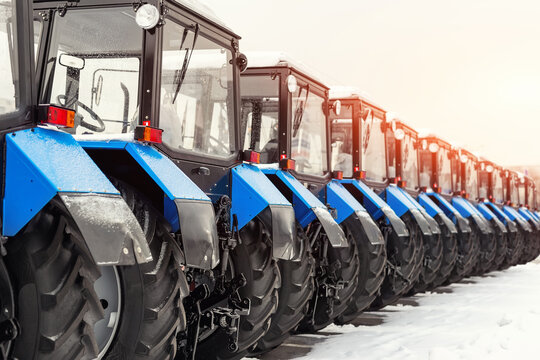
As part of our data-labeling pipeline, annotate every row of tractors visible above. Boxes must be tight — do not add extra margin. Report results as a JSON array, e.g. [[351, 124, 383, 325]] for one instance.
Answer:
[[0, 0, 537, 359]]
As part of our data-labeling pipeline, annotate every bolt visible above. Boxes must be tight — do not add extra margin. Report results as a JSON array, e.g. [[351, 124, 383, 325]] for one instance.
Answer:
[[136, 246, 142, 253], [123, 248, 129, 255]]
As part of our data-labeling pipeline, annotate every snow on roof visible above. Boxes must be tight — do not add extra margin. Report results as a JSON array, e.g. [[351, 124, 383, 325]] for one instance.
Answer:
[[329, 86, 385, 110], [173, 0, 236, 35], [245, 51, 328, 87]]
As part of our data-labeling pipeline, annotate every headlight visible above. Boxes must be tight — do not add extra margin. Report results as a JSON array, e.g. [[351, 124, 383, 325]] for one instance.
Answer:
[[486, 165, 494, 173], [394, 128, 405, 140], [428, 143, 439, 153], [287, 75, 297, 93], [333, 100, 342, 116], [460, 154, 468, 163], [135, 4, 160, 30]]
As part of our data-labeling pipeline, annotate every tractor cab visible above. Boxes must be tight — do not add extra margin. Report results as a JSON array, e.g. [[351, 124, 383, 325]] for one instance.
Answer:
[[417, 133, 455, 198]]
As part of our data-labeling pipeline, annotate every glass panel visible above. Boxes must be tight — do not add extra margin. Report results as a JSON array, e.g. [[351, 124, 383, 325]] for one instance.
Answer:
[[401, 133, 419, 189], [160, 20, 235, 158], [451, 156, 461, 192], [439, 149, 453, 195], [528, 184, 535, 207], [240, 75, 279, 163], [478, 171, 489, 199], [291, 87, 327, 176], [510, 177, 519, 204], [418, 149, 432, 188], [518, 184, 525, 206], [386, 131, 396, 179], [362, 113, 386, 182], [33, 19, 41, 62], [465, 159, 478, 199], [42, 7, 142, 135], [493, 169, 504, 203], [331, 118, 353, 177], [0, 0, 18, 115]]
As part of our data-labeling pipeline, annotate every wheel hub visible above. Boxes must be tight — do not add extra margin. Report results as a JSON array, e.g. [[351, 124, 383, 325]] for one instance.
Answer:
[[93, 266, 122, 358]]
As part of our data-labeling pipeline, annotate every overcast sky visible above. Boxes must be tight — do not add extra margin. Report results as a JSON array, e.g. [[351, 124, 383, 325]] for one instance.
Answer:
[[203, 0, 540, 167]]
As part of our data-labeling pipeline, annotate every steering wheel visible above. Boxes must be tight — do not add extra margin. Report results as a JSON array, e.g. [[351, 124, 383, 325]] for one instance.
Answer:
[[208, 135, 230, 154], [57, 95, 106, 132]]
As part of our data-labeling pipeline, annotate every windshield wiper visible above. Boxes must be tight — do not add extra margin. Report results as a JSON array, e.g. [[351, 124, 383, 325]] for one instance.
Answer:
[[292, 84, 310, 137], [172, 24, 199, 104]]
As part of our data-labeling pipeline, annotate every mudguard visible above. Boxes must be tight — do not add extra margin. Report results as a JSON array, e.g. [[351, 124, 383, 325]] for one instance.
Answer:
[[477, 203, 507, 233], [395, 188, 441, 235], [519, 208, 540, 231], [339, 179, 409, 237], [383, 185, 432, 236], [262, 169, 347, 248], [427, 192, 471, 233], [232, 164, 299, 260], [80, 139, 219, 269], [3, 128, 151, 266], [418, 193, 458, 234], [452, 197, 491, 234], [326, 180, 384, 245], [503, 206, 532, 232], [485, 202, 517, 232]]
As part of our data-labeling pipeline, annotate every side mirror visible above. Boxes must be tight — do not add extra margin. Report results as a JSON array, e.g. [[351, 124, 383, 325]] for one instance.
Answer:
[[236, 53, 248, 73], [59, 53, 85, 70]]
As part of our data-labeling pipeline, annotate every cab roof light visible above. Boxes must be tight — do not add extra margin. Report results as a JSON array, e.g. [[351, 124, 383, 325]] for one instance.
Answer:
[[39, 105, 75, 128], [332, 171, 344, 180], [279, 157, 296, 170], [242, 150, 261, 164], [134, 125, 163, 144]]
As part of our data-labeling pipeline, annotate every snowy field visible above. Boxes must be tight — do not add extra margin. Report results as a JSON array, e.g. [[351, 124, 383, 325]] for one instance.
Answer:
[[248, 259, 540, 360]]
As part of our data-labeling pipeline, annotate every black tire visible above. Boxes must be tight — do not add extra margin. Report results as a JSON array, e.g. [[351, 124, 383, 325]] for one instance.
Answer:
[[105, 180, 189, 359], [448, 226, 478, 283], [518, 230, 533, 264], [253, 225, 315, 354], [402, 214, 425, 295], [195, 218, 280, 360], [370, 217, 418, 309], [430, 216, 458, 288], [501, 229, 524, 269], [472, 224, 497, 275], [6, 199, 104, 360], [335, 217, 386, 324], [490, 224, 508, 272], [298, 221, 360, 332], [410, 229, 443, 294]]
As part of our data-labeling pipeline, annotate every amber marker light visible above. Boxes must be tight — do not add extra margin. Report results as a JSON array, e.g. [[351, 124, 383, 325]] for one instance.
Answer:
[[134, 125, 163, 144], [39, 105, 75, 128]]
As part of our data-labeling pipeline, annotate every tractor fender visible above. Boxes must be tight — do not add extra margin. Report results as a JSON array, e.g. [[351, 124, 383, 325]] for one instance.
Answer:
[[383, 185, 432, 236], [339, 179, 409, 237], [326, 180, 384, 245], [418, 193, 458, 234], [503, 206, 532, 232], [79, 140, 219, 269], [427, 192, 471, 233], [231, 164, 300, 260], [395, 188, 441, 235], [452, 197, 491, 234], [3, 128, 151, 266], [262, 169, 347, 248], [485, 202, 517, 232], [519, 207, 540, 230], [477, 203, 507, 233]]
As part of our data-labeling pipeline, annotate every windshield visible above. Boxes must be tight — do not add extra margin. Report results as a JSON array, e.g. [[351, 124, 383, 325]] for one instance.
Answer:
[[439, 148, 453, 194], [291, 86, 328, 176], [418, 148, 432, 188], [528, 183, 535, 208], [0, 0, 17, 115], [510, 177, 519, 204], [478, 170, 489, 199], [240, 75, 279, 163], [451, 156, 462, 193], [518, 183, 526, 206], [362, 112, 387, 182], [493, 169, 504, 203], [160, 20, 235, 158], [401, 132, 419, 189], [42, 7, 142, 135], [465, 158, 478, 199], [331, 115, 354, 177]]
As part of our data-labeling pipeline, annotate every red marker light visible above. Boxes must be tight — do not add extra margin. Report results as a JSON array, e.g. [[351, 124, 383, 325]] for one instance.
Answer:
[[134, 125, 163, 144], [279, 157, 296, 170], [243, 150, 261, 164], [39, 105, 75, 128], [354, 166, 360, 173], [354, 170, 366, 180], [333, 171, 344, 180], [280, 154, 287, 160], [398, 180, 407, 188]]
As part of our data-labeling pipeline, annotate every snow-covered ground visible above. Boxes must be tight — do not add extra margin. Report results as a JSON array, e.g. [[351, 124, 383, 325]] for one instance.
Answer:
[[249, 259, 540, 360]]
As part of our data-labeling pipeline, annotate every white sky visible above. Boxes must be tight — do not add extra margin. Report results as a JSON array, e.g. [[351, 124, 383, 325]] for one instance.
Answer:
[[202, 0, 540, 166]]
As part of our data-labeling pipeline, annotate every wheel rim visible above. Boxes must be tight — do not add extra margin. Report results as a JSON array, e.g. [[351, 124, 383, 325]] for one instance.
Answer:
[[94, 266, 122, 358]]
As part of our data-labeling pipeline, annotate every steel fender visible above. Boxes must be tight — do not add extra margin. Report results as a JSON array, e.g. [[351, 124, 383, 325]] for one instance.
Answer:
[[477, 203, 507, 233], [383, 186, 432, 235], [409, 208, 433, 236], [232, 164, 300, 260], [3, 128, 150, 265], [397, 188, 440, 235], [353, 210, 385, 245], [125, 142, 219, 269], [380, 206, 410, 237], [263, 169, 347, 248], [325, 180, 365, 224], [523, 208, 540, 230], [437, 213, 458, 234], [418, 193, 456, 233], [486, 202, 515, 231], [503, 206, 532, 232], [339, 179, 388, 220], [452, 197, 492, 234]]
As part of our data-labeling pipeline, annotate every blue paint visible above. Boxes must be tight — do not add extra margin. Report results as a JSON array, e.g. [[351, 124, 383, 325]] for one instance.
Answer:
[[231, 164, 292, 230], [325, 180, 367, 224], [339, 179, 388, 220], [485, 202, 510, 224], [383, 185, 416, 218], [476, 202, 495, 221], [3, 128, 119, 236], [417, 193, 443, 218], [518, 207, 533, 221], [427, 192, 457, 220], [503, 205, 519, 221]]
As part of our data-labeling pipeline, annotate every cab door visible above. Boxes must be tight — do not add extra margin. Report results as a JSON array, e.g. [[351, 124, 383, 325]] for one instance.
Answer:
[[0, 0, 33, 131]]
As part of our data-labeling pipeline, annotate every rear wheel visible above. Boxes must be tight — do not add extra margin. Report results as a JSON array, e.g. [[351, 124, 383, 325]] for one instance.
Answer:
[[298, 221, 360, 332], [402, 214, 425, 295], [335, 217, 386, 324], [195, 218, 279, 360], [472, 225, 497, 275], [448, 227, 478, 283], [430, 217, 458, 288], [6, 200, 104, 360], [502, 230, 524, 268], [490, 226, 508, 272], [252, 224, 315, 354], [409, 230, 443, 294]]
